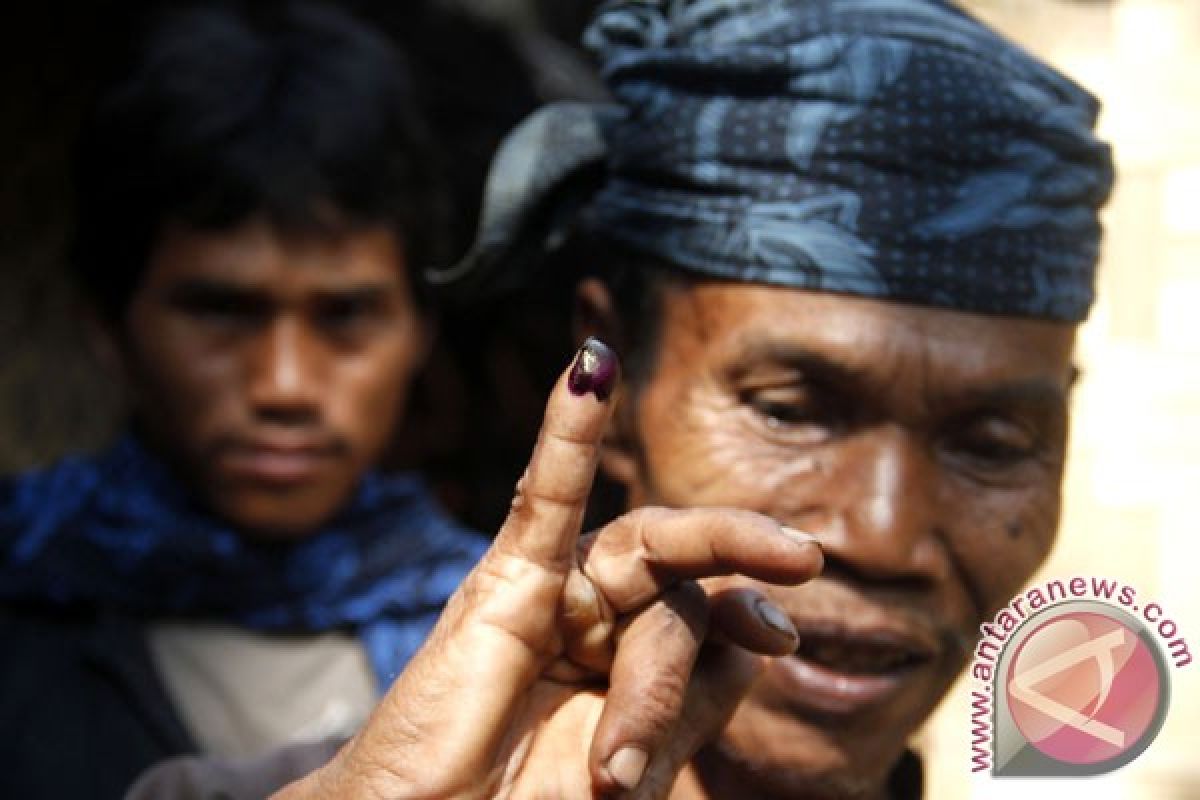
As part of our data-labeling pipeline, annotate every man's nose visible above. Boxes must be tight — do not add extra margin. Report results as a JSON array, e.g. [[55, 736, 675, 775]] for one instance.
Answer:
[[246, 317, 324, 423], [812, 426, 946, 585]]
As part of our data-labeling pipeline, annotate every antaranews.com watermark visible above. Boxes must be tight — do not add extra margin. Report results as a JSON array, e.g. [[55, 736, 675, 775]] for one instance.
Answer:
[[968, 576, 1190, 777]]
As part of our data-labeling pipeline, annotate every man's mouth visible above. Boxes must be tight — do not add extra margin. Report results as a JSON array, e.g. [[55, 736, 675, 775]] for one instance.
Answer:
[[766, 621, 938, 716], [794, 630, 930, 674], [219, 436, 343, 487]]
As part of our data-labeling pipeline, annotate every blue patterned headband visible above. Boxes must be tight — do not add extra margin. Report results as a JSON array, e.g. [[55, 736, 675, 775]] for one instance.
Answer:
[[432, 0, 1115, 321]]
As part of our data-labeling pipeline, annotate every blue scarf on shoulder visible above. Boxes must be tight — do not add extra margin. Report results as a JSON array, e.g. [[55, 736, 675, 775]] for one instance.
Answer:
[[0, 436, 488, 689]]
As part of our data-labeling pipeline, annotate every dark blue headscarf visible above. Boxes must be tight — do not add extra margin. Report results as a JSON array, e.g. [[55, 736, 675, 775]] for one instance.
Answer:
[[435, 0, 1114, 321], [0, 436, 487, 688]]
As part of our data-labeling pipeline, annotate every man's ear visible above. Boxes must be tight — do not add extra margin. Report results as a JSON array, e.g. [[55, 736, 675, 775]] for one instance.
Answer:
[[573, 278, 640, 490], [412, 312, 437, 372], [81, 304, 130, 387], [572, 277, 621, 354]]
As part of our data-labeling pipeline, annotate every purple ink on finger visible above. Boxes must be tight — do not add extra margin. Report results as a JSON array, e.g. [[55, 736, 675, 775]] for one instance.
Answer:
[[568, 337, 618, 401]]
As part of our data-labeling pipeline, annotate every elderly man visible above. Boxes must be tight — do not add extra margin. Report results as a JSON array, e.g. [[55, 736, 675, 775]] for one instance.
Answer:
[[131, 1, 1115, 798], [426, 0, 1111, 790]]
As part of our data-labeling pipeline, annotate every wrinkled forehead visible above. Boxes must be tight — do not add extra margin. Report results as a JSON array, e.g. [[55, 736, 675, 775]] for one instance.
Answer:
[[652, 279, 1077, 399]]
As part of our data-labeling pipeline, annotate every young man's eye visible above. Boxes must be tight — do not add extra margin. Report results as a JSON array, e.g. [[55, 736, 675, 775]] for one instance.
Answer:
[[314, 297, 382, 331], [169, 289, 267, 325]]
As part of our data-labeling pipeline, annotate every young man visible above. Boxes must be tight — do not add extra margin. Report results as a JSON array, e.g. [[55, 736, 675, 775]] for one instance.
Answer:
[[0, 3, 487, 797]]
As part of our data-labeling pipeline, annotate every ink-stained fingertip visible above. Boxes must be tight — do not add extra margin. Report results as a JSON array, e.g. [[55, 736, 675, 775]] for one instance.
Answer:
[[568, 337, 619, 401]]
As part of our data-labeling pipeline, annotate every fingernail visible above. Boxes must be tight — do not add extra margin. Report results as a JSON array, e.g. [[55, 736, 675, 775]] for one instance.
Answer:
[[755, 598, 797, 638], [779, 525, 817, 546], [568, 336, 618, 401], [607, 746, 649, 790]]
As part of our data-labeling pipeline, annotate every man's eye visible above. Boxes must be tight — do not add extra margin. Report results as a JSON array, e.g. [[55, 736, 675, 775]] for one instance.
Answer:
[[743, 387, 836, 441], [945, 416, 1040, 466], [170, 292, 266, 326], [314, 298, 381, 331], [755, 399, 814, 427]]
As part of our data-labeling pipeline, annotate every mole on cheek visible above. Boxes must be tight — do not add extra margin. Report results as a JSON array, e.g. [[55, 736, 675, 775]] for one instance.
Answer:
[[1006, 520, 1022, 539]]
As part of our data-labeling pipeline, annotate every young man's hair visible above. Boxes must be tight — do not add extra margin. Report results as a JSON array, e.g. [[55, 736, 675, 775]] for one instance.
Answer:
[[70, 0, 446, 321]]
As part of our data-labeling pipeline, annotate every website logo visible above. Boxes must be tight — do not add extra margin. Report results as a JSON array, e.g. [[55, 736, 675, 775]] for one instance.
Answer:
[[967, 578, 1191, 777]]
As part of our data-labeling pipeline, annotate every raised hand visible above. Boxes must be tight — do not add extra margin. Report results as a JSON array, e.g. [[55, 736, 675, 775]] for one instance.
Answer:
[[274, 339, 822, 799]]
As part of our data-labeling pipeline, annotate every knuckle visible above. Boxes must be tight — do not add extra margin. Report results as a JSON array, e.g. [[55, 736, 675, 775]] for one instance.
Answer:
[[507, 424, 601, 527], [626, 506, 676, 529], [560, 570, 610, 627], [508, 469, 530, 514], [657, 601, 708, 646], [528, 462, 595, 508], [627, 669, 689, 734], [514, 469, 592, 518], [665, 580, 709, 624], [541, 399, 602, 445], [543, 417, 601, 449], [466, 550, 563, 623], [623, 506, 674, 558], [598, 506, 670, 547], [699, 507, 777, 545]]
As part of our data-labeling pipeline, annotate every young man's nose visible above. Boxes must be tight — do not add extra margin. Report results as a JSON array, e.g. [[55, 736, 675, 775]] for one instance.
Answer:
[[246, 317, 325, 422], [806, 426, 947, 586]]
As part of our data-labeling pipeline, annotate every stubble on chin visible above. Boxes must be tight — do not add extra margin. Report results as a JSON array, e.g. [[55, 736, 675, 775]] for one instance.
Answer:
[[691, 722, 897, 800]]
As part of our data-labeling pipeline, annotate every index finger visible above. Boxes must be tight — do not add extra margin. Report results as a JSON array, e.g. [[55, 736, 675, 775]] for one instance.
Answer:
[[493, 337, 620, 572]]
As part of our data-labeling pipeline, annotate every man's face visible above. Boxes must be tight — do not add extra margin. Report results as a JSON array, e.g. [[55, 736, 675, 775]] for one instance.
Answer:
[[115, 219, 425, 540], [606, 282, 1076, 797]]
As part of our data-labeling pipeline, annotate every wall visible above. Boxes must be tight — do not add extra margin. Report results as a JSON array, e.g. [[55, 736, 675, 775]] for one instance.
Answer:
[[923, 2, 1200, 797]]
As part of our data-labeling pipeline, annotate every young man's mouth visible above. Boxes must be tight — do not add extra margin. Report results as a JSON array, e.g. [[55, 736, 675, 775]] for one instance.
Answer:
[[219, 436, 344, 487]]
